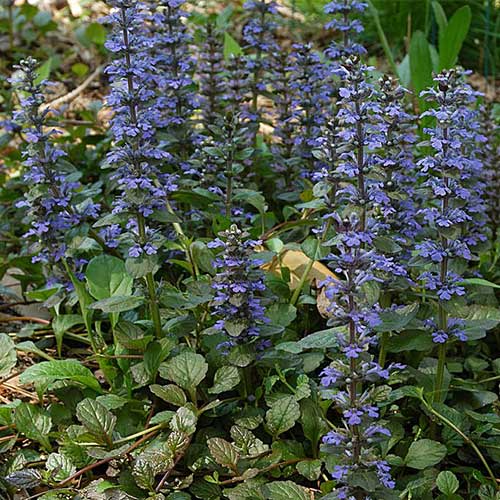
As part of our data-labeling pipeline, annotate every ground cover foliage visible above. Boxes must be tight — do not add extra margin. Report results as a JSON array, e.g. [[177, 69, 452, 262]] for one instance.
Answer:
[[0, 0, 499, 499]]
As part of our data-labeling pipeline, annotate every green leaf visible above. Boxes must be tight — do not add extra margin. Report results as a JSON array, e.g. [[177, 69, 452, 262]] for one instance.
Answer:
[[376, 304, 419, 332], [266, 396, 300, 436], [296, 459, 322, 480], [233, 189, 268, 214], [0, 333, 16, 378], [5, 469, 42, 490], [76, 398, 116, 446], [15, 403, 52, 450], [404, 439, 447, 469], [144, 338, 174, 379], [348, 471, 383, 493], [191, 241, 215, 274], [170, 407, 197, 435], [300, 398, 328, 449], [150, 384, 187, 406], [86, 255, 133, 300], [266, 303, 297, 328], [114, 321, 153, 350], [209, 365, 240, 394], [63, 261, 94, 343], [166, 430, 190, 455], [262, 481, 310, 500], [71, 63, 89, 77], [16, 341, 54, 361], [133, 446, 173, 490], [373, 236, 402, 254], [230, 425, 268, 456], [438, 6, 471, 70], [20, 360, 102, 393], [35, 58, 52, 84], [149, 410, 175, 425], [387, 330, 434, 352], [437, 471, 459, 496], [208, 437, 240, 469], [52, 314, 83, 356], [224, 32, 243, 59], [298, 327, 342, 350], [409, 31, 433, 104], [294, 374, 311, 401], [275, 342, 302, 354], [159, 352, 208, 390], [432, 1, 448, 34], [46, 453, 76, 481], [190, 480, 222, 499], [461, 278, 500, 289], [85, 22, 106, 45], [397, 54, 411, 88], [125, 254, 159, 279], [224, 479, 266, 500], [25, 286, 60, 301], [33, 10, 52, 26], [88, 295, 144, 313], [456, 304, 500, 324]]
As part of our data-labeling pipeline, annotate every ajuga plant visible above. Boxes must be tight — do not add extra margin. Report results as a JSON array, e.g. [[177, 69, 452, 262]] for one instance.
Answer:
[[242, 0, 279, 143], [223, 55, 249, 111], [324, 0, 367, 62], [103, 0, 177, 337], [375, 75, 418, 243], [318, 57, 405, 499], [416, 69, 488, 401], [270, 49, 297, 184], [154, 0, 198, 158], [208, 224, 268, 354], [202, 112, 254, 221], [198, 21, 225, 130], [289, 43, 332, 177], [373, 75, 417, 366], [12, 58, 100, 277]]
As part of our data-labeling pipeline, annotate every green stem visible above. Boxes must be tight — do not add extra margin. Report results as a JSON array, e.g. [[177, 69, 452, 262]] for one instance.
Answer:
[[64, 332, 91, 345], [113, 423, 165, 445], [434, 123, 450, 405], [137, 214, 162, 338], [434, 342, 447, 403], [378, 332, 389, 367], [226, 169, 233, 219], [470, 374, 500, 385]]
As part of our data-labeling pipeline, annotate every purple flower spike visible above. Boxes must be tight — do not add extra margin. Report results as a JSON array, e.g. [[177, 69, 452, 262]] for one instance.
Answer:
[[418, 69, 487, 345], [210, 225, 269, 353]]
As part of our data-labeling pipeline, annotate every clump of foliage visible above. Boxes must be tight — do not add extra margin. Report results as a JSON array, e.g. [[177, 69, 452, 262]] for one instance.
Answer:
[[0, 1, 499, 500]]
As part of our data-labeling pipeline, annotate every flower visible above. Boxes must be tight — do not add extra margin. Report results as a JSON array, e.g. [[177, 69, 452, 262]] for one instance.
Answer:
[[316, 57, 404, 496], [242, 0, 280, 137], [197, 22, 226, 129], [210, 225, 268, 352], [102, 0, 177, 257], [270, 50, 298, 181], [288, 43, 332, 176], [12, 57, 93, 266], [418, 69, 487, 344], [324, 0, 367, 62], [154, 0, 197, 138]]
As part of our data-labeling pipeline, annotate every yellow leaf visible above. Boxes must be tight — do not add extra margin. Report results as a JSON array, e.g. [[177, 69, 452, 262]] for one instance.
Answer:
[[260, 249, 336, 290]]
